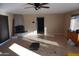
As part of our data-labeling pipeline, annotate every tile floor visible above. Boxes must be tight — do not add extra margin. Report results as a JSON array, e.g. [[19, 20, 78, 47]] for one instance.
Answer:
[[0, 34, 79, 56]]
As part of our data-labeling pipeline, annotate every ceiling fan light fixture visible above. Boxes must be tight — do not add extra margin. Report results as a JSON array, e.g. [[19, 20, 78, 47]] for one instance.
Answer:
[[25, 3, 49, 10], [35, 7, 40, 10]]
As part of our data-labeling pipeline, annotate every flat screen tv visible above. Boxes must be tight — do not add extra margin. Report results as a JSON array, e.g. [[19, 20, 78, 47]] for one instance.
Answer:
[[0, 15, 9, 44]]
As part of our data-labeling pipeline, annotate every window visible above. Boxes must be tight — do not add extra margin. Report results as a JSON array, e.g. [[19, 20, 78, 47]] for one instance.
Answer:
[[70, 15, 79, 31]]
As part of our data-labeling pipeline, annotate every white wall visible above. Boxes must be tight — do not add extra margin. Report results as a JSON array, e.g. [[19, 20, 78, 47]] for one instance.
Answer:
[[14, 14, 24, 26], [0, 12, 67, 37], [24, 14, 65, 36]]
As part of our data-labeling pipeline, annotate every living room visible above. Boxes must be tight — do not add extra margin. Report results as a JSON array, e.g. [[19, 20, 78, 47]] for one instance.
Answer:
[[0, 3, 79, 56]]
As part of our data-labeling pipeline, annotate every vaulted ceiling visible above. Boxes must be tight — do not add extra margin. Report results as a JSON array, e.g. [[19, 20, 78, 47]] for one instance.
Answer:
[[0, 3, 79, 14]]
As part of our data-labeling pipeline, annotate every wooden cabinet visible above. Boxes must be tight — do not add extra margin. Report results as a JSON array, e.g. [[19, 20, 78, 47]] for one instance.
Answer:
[[67, 31, 79, 45]]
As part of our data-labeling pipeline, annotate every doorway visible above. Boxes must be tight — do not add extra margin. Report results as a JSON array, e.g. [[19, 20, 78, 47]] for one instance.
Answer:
[[37, 17, 44, 34]]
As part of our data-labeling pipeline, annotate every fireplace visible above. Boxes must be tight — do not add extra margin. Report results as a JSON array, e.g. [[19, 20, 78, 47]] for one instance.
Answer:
[[14, 25, 25, 33], [13, 14, 26, 34]]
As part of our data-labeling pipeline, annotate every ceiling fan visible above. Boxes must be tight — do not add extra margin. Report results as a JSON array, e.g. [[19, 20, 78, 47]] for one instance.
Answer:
[[24, 3, 50, 10]]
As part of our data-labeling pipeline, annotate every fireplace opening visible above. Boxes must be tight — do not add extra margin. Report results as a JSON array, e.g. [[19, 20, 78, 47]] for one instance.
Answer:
[[14, 25, 25, 33]]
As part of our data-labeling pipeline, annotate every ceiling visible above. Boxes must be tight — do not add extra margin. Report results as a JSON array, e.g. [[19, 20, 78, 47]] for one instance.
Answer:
[[0, 3, 79, 14]]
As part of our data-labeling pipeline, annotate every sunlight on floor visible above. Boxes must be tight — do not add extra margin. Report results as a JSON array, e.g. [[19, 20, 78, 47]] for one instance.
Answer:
[[23, 36, 60, 47], [21, 28, 60, 48], [23, 27, 47, 37], [9, 43, 40, 56], [40, 43, 49, 48], [22, 38, 49, 48], [27, 31, 37, 35], [33, 37, 60, 47], [22, 31, 60, 47], [22, 30, 37, 37]]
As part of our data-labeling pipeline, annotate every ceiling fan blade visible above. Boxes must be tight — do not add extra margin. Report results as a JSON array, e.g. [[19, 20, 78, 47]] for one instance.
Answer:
[[24, 6, 34, 9], [40, 3, 48, 5], [27, 3, 34, 5], [40, 6, 49, 8]]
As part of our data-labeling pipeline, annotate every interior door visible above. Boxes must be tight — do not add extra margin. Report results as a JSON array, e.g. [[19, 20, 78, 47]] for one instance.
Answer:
[[37, 17, 44, 34]]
